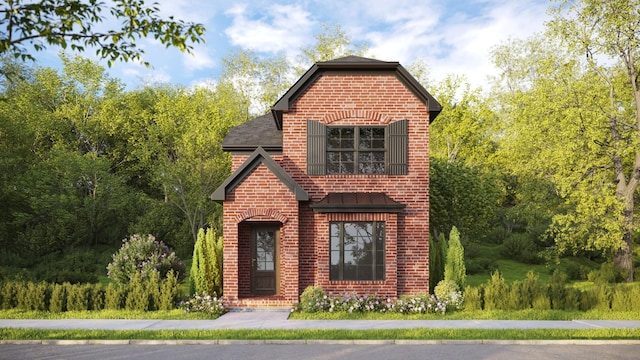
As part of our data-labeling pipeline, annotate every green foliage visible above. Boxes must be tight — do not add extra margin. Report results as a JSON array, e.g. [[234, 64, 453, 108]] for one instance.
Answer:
[[48, 283, 66, 312], [501, 233, 539, 264], [158, 271, 179, 311], [429, 233, 446, 292], [611, 284, 640, 312], [107, 234, 185, 284], [298, 286, 328, 313], [429, 159, 501, 239], [483, 271, 508, 311], [125, 272, 148, 311], [434, 280, 463, 310], [66, 283, 90, 312], [0, 0, 205, 66], [587, 262, 626, 284], [104, 284, 125, 310], [444, 226, 466, 288], [189, 228, 223, 296], [462, 286, 482, 311], [579, 284, 611, 311], [179, 293, 226, 317]]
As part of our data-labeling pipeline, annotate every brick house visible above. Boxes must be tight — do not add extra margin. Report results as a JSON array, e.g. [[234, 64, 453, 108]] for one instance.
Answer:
[[211, 56, 441, 308]]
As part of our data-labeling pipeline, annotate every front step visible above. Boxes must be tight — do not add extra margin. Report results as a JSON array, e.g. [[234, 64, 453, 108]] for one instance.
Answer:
[[228, 306, 292, 313]]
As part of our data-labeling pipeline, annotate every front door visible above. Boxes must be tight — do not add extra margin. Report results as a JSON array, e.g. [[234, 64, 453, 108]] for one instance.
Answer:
[[251, 226, 278, 295]]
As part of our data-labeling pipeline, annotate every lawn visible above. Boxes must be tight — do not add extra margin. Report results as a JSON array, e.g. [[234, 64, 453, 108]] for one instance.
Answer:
[[1, 328, 639, 341]]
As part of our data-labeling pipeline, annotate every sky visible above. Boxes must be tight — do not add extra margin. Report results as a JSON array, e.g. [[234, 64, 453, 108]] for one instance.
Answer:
[[32, 0, 553, 91]]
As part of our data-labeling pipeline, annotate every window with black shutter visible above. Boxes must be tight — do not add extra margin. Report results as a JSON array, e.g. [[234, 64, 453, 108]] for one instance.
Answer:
[[307, 119, 407, 175]]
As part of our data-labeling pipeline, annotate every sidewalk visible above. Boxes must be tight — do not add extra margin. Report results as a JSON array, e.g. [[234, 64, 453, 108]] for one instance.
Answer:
[[2, 311, 640, 330]]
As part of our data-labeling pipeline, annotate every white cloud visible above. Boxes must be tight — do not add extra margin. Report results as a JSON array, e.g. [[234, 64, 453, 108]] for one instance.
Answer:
[[182, 48, 216, 72], [224, 3, 315, 56]]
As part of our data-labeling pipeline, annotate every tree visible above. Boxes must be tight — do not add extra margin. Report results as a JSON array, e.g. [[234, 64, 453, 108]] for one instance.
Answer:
[[0, 0, 205, 67], [190, 228, 223, 296], [294, 23, 369, 76], [429, 158, 501, 240], [491, 0, 640, 281], [444, 226, 466, 288], [429, 75, 498, 164], [548, 0, 640, 282]]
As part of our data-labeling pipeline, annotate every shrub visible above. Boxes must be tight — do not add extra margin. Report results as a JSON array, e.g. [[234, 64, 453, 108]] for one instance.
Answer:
[[1, 282, 18, 309], [434, 280, 463, 310], [507, 280, 527, 310], [483, 270, 508, 310], [487, 226, 510, 245], [49, 283, 66, 312], [298, 286, 329, 313], [588, 262, 626, 284], [125, 272, 148, 311], [444, 226, 466, 288], [501, 233, 539, 264], [429, 233, 447, 292], [463, 286, 482, 311], [107, 234, 185, 284], [565, 263, 589, 281], [180, 293, 226, 317], [189, 228, 223, 296], [89, 284, 105, 311], [611, 284, 640, 312], [158, 270, 180, 311], [466, 258, 497, 275], [66, 282, 90, 311], [580, 284, 611, 311], [104, 284, 125, 310]]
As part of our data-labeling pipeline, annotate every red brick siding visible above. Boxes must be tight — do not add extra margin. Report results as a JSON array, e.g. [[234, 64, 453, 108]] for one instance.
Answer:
[[224, 72, 431, 306], [221, 162, 300, 307], [283, 73, 431, 296]]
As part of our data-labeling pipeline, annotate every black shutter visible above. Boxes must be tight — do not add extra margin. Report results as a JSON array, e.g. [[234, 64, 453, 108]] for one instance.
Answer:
[[307, 120, 326, 175], [387, 119, 408, 175]]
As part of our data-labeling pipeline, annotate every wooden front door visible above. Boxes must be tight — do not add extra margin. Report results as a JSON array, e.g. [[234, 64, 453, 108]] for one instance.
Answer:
[[251, 226, 278, 295]]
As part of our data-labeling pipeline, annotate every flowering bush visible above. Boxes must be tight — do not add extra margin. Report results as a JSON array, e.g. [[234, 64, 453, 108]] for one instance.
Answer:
[[179, 293, 226, 317], [295, 286, 455, 315], [434, 279, 464, 310], [107, 234, 185, 284]]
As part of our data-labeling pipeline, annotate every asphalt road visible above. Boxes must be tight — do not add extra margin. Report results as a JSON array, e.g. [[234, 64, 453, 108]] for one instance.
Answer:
[[2, 343, 639, 360]]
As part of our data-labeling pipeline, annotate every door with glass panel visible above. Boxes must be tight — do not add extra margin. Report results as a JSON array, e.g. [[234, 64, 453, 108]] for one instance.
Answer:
[[251, 226, 278, 295]]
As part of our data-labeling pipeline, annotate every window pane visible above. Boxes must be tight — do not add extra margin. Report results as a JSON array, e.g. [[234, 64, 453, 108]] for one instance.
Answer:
[[330, 223, 340, 250], [359, 128, 385, 149], [330, 221, 386, 281], [358, 265, 372, 280]]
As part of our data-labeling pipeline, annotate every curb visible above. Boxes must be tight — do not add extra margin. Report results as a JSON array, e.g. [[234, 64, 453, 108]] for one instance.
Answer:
[[3, 339, 640, 345]]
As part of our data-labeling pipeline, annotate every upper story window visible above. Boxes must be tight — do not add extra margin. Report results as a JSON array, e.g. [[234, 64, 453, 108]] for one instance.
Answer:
[[307, 119, 407, 176], [327, 127, 385, 174]]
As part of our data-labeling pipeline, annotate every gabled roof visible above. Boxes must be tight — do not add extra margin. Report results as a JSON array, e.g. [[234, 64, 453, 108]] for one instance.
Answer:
[[221, 114, 282, 152], [310, 192, 405, 213], [271, 56, 442, 129], [211, 146, 309, 202]]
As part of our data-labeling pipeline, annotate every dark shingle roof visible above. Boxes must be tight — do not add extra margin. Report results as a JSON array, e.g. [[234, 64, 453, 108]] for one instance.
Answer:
[[221, 114, 282, 152]]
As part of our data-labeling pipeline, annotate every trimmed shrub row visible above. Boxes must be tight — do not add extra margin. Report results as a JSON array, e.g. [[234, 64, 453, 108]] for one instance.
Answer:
[[0, 271, 181, 312], [464, 270, 640, 312]]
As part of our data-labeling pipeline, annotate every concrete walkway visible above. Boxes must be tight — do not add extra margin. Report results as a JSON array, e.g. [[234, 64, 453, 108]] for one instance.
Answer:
[[2, 311, 640, 330]]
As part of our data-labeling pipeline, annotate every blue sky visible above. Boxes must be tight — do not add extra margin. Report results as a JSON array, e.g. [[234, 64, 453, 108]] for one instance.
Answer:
[[33, 0, 552, 91]]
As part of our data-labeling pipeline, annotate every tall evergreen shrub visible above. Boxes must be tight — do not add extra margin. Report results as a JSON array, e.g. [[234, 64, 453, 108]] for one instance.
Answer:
[[444, 226, 466, 288], [190, 228, 223, 296], [429, 232, 447, 292]]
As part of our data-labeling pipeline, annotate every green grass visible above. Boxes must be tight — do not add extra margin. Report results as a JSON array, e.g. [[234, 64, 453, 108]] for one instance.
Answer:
[[0, 309, 218, 320], [289, 309, 640, 321], [1, 328, 639, 341]]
